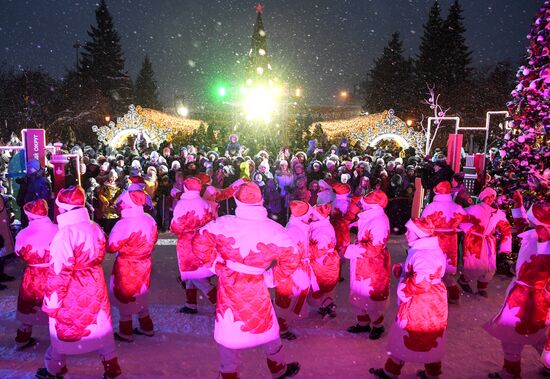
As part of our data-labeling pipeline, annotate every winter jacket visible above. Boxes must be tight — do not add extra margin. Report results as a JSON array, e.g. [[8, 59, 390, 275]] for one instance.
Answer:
[[43, 208, 114, 355], [107, 207, 158, 315], [190, 203, 298, 349], [15, 216, 58, 325]]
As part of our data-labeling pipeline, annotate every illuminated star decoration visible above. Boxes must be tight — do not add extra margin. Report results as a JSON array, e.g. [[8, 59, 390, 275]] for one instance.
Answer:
[[255, 3, 264, 14]]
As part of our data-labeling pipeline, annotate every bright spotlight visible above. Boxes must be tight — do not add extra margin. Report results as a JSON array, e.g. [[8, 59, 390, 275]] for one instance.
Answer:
[[242, 86, 279, 123], [177, 105, 189, 117]]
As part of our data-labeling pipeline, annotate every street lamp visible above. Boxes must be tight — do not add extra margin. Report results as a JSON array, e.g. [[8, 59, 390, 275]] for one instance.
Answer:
[[406, 119, 413, 127], [104, 115, 111, 123], [340, 91, 348, 99], [295, 88, 303, 97], [177, 105, 189, 118]]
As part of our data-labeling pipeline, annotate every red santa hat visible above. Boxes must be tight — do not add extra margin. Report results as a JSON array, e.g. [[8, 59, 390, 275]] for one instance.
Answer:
[[314, 203, 331, 219], [23, 199, 49, 220], [129, 175, 145, 185], [434, 181, 451, 195], [195, 172, 212, 186], [290, 200, 310, 217], [183, 177, 202, 192], [331, 182, 351, 195], [55, 186, 85, 211], [527, 202, 550, 226], [363, 190, 389, 209], [119, 190, 147, 209], [235, 182, 263, 206], [479, 187, 497, 201], [405, 217, 435, 238]]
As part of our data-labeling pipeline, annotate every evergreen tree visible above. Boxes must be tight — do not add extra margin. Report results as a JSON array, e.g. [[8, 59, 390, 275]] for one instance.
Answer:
[[246, 4, 272, 83], [135, 55, 162, 109], [364, 32, 415, 115], [492, 2, 549, 206], [79, 0, 133, 114], [441, 0, 472, 90], [416, 1, 446, 89]]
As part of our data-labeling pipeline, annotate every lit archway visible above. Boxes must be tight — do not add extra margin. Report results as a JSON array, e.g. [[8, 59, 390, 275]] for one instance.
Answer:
[[369, 133, 410, 149], [110, 128, 151, 148]]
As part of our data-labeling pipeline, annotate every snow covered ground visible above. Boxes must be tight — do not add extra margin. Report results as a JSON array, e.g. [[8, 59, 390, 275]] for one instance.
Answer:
[[0, 234, 543, 379]]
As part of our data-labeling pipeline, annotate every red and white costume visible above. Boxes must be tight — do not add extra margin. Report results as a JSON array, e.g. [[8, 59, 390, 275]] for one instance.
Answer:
[[377, 217, 447, 379], [330, 182, 351, 256], [171, 177, 219, 311], [275, 201, 313, 336], [345, 191, 391, 330], [41, 186, 120, 378], [308, 204, 339, 312], [190, 182, 300, 379], [15, 200, 58, 348], [420, 181, 466, 302], [461, 188, 512, 292], [484, 201, 549, 378], [107, 191, 158, 341]]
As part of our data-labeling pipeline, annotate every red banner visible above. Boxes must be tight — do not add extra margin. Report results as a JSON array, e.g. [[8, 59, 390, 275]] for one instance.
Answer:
[[446, 134, 463, 173], [24, 129, 46, 167]]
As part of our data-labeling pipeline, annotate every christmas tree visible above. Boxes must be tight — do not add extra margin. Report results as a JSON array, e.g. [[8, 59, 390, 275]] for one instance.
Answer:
[[246, 3, 272, 84], [135, 55, 162, 110], [493, 1, 549, 206], [416, 1, 446, 91], [79, 0, 133, 114]]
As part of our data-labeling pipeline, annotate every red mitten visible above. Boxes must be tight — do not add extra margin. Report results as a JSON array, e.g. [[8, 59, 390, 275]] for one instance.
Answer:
[[536, 225, 550, 243], [392, 263, 403, 278]]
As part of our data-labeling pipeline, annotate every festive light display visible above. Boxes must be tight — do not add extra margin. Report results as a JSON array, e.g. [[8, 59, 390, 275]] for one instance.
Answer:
[[492, 1, 549, 205], [311, 109, 425, 152], [92, 104, 203, 148]]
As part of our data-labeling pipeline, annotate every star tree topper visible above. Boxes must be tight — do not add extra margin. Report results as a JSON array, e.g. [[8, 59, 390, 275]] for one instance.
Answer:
[[255, 3, 264, 13]]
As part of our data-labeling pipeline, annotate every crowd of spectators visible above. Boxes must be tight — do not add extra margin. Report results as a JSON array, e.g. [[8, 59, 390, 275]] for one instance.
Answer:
[[0, 133, 471, 235]]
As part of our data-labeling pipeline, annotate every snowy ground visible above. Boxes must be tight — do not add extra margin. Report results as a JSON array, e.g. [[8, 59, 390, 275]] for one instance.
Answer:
[[0, 233, 543, 379]]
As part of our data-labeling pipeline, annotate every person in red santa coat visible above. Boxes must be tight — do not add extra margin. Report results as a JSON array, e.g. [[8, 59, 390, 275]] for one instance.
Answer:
[[420, 181, 467, 304], [458, 187, 512, 297], [190, 182, 301, 379], [345, 190, 390, 340], [275, 200, 313, 341], [308, 203, 339, 318], [171, 176, 219, 314], [14, 199, 58, 350], [485, 192, 549, 379], [370, 217, 448, 379], [37, 186, 121, 379], [107, 190, 158, 342], [330, 182, 352, 281]]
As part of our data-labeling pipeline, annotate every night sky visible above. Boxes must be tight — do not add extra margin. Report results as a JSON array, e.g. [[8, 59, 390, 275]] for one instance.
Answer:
[[0, 0, 542, 106]]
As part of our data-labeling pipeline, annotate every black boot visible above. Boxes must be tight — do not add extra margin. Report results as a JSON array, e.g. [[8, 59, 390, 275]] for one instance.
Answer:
[[35, 368, 65, 379], [280, 330, 297, 340], [318, 303, 337, 319], [347, 324, 371, 334], [178, 306, 198, 314], [276, 362, 300, 379], [369, 326, 385, 340], [369, 368, 393, 379]]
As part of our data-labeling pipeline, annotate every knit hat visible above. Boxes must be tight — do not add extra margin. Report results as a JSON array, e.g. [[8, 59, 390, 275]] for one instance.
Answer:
[[527, 202, 550, 226], [363, 190, 389, 209], [196, 172, 212, 186], [23, 199, 48, 220], [183, 177, 202, 192], [27, 159, 41, 174], [434, 181, 451, 195], [479, 187, 497, 201], [405, 217, 435, 239], [290, 200, 310, 217], [119, 190, 147, 209], [331, 182, 351, 195], [56, 186, 85, 211], [313, 203, 331, 219], [234, 182, 263, 206]]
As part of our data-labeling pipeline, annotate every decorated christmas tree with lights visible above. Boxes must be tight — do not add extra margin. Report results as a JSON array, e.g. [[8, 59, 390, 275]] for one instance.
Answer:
[[492, 1, 549, 206], [246, 3, 273, 83]]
